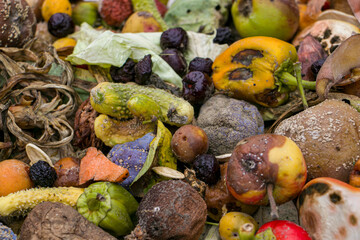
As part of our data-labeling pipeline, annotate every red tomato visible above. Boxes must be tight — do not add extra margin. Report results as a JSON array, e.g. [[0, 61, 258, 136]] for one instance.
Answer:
[[256, 220, 311, 240]]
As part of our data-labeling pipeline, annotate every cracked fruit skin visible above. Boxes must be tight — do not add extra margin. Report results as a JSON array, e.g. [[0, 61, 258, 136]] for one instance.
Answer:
[[212, 36, 298, 107], [76, 182, 138, 237], [219, 212, 258, 240], [226, 134, 307, 205], [231, 0, 299, 41]]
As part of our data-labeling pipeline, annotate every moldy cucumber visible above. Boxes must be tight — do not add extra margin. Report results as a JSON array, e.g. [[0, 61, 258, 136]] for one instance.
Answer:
[[90, 82, 194, 127]]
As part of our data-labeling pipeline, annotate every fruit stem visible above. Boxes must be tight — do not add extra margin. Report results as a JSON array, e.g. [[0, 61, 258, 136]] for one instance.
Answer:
[[267, 183, 279, 220], [294, 62, 308, 109], [278, 72, 316, 90], [87, 194, 106, 212], [205, 221, 219, 226]]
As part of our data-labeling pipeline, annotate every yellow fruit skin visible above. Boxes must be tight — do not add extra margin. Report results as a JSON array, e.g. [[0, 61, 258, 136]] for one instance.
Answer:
[[0, 187, 84, 217], [41, 0, 72, 22], [53, 37, 76, 50], [219, 212, 258, 240], [212, 36, 297, 107]]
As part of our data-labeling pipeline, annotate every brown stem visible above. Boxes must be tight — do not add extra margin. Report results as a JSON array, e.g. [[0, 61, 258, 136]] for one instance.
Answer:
[[267, 183, 279, 220], [0, 142, 12, 149]]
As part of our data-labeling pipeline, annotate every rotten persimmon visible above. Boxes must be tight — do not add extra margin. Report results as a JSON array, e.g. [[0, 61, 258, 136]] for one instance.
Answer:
[[212, 36, 316, 107]]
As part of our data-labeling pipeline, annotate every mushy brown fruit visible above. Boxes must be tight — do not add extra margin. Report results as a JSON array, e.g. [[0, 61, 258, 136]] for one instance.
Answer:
[[0, 0, 37, 48], [274, 99, 360, 182], [129, 180, 207, 240]]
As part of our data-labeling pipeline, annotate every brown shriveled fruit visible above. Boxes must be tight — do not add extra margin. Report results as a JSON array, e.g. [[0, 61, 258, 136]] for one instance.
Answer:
[[0, 159, 34, 197], [205, 163, 259, 221], [19, 202, 117, 240], [170, 125, 209, 164], [132, 180, 207, 240], [274, 99, 360, 182], [0, 0, 37, 48], [53, 157, 80, 187], [73, 98, 103, 150]]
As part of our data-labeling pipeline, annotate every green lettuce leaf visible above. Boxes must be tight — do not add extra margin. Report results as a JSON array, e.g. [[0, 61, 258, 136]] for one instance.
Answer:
[[67, 23, 228, 90]]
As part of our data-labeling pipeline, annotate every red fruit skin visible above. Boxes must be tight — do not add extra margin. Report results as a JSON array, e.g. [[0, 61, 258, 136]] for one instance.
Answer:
[[256, 220, 311, 240], [154, 0, 167, 17]]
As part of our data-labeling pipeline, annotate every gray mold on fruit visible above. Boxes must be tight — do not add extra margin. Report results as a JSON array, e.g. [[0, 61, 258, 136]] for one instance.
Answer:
[[197, 94, 264, 155]]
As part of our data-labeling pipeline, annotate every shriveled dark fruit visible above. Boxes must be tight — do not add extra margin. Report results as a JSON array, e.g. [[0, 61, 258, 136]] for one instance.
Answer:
[[213, 27, 235, 45], [160, 27, 188, 52], [73, 98, 103, 150], [29, 161, 57, 187], [136, 180, 207, 240], [205, 163, 259, 221], [188, 57, 213, 76], [0, 0, 37, 48], [171, 124, 209, 164], [135, 54, 152, 85], [297, 35, 328, 81], [182, 71, 214, 106], [193, 154, 220, 185], [48, 13, 75, 38], [110, 58, 136, 83], [160, 48, 187, 77]]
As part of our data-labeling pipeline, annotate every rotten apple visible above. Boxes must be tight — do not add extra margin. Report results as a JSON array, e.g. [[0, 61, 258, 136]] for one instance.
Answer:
[[226, 134, 307, 219], [231, 0, 299, 41]]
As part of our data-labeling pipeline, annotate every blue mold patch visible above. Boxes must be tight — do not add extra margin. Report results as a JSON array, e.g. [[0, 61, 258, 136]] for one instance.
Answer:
[[107, 133, 156, 189]]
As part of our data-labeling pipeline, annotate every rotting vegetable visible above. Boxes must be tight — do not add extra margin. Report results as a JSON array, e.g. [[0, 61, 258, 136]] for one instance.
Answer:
[[90, 82, 194, 126], [76, 182, 139, 237], [78, 147, 129, 185], [0, 187, 84, 217], [94, 114, 156, 147], [212, 36, 316, 107]]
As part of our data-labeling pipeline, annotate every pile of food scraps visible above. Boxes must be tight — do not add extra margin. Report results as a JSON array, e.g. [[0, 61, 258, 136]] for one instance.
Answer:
[[1, 0, 360, 239]]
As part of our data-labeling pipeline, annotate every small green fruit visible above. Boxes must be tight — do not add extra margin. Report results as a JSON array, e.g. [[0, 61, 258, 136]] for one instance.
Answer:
[[231, 0, 299, 41], [72, 2, 99, 26]]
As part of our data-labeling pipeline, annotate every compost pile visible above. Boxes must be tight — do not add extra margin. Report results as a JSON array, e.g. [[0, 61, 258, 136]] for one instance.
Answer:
[[1, 0, 360, 239]]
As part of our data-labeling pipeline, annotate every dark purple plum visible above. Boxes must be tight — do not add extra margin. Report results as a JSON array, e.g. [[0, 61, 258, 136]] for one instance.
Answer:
[[160, 27, 188, 52], [110, 58, 136, 83], [48, 13, 75, 38], [160, 48, 187, 77], [193, 154, 220, 185], [135, 54, 153, 85], [182, 71, 214, 105], [188, 57, 213, 76]]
